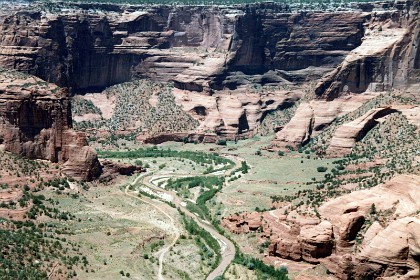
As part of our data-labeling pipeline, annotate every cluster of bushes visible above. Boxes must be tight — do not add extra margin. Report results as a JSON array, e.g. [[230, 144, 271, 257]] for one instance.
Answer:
[[71, 98, 101, 116], [166, 176, 224, 191], [233, 250, 288, 279], [181, 176, 225, 220], [231, 161, 249, 175], [99, 147, 233, 167], [182, 216, 221, 271], [317, 166, 328, 172], [0, 218, 87, 279]]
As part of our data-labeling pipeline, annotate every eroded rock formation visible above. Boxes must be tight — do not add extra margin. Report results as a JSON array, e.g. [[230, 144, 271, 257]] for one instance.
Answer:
[[271, 94, 375, 149], [315, 5, 420, 99], [0, 1, 418, 140], [326, 105, 420, 156], [327, 106, 398, 156], [223, 174, 420, 279], [0, 71, 101, 181], [0, 2, 369, 92]]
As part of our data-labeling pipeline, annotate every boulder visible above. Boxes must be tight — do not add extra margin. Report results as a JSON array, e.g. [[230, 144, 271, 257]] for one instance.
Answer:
[[299, 221, 334, 262], [100, 159, 144, 176]]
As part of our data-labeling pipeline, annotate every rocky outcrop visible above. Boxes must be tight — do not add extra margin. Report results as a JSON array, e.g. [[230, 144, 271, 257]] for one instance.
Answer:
[[327, 106, 398, 156], [140, 132, 218, 144], [271, 94, 375, 148], [268, 220, 335, 263], [100, 160, 144, 176], [299, 221, 335, 262], [61, 130, 102, 181], [326, 105, 420, 156], [315, 1, 420, 99], [223, 174, 420, 278], [223, 211, 334, 264], [173, 87, 300, 138], [357, 218, 420, 276], [322, 217, 420, 280], [318, 174, 420, 278], [273, 103, 314, 147], [0, 71, 101, 181]]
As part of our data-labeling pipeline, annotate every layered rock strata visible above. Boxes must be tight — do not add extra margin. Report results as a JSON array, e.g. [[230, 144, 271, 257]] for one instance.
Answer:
[[315, 3, 420, 99], [326, 105, 420, 156], [0, 71, 101, 181], [327, 106, 398, 156], [0, 1, 418, 140], [272, 94, 375, 148], [0, 2, 370, 92]]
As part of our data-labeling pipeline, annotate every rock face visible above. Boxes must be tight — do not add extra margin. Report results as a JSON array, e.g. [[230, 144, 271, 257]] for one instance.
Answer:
[[0, 71, 101, 181], [327, 106, 398, 156], [223, 174, 420, 279], [326, 105, 420, 156], [100, 159, 144, 176], [172, 87, 300, 138], [315, 5, 420, 99], [273, 103, 314, 147], [222, 211, 334, 264], [271, 94, 375, 148], [0, 1, 418, 141], [357, 217, 420, 278], [0, 2, 370, 92]]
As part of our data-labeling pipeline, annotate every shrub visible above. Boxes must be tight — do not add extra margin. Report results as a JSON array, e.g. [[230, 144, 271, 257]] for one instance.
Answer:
[[317, 167, 328, 172], [285, 145, 294, 151], [370, 203, 376, 215]]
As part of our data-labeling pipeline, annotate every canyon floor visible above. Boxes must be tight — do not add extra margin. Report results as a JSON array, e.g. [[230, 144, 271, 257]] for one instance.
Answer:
[[21, 135, 342, 280]]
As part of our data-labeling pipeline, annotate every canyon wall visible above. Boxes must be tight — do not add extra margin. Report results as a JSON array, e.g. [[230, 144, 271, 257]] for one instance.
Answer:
[[0, 1, 417, 141], [0, 70, 101, 181], [1, 1, 415, 93], [315, 2, 420, 99]]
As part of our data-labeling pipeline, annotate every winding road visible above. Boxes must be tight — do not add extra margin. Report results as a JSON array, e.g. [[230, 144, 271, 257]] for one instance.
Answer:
[[125, 174, 180, 280], [124, 155, 240, 280]]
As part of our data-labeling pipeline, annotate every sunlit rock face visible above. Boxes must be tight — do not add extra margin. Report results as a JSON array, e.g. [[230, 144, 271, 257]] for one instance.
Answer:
[[222, 174, 420, 279], [0, 1, 417, 141]]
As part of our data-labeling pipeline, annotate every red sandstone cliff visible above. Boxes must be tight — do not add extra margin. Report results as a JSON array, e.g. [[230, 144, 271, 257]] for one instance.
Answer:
[[0, 1, 417, 141], [0, 70, 101, 181]]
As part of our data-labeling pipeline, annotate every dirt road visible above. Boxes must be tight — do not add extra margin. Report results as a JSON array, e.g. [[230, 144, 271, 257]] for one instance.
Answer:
[[125, 155, 241, 279], [125, 175, 180, 280]]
